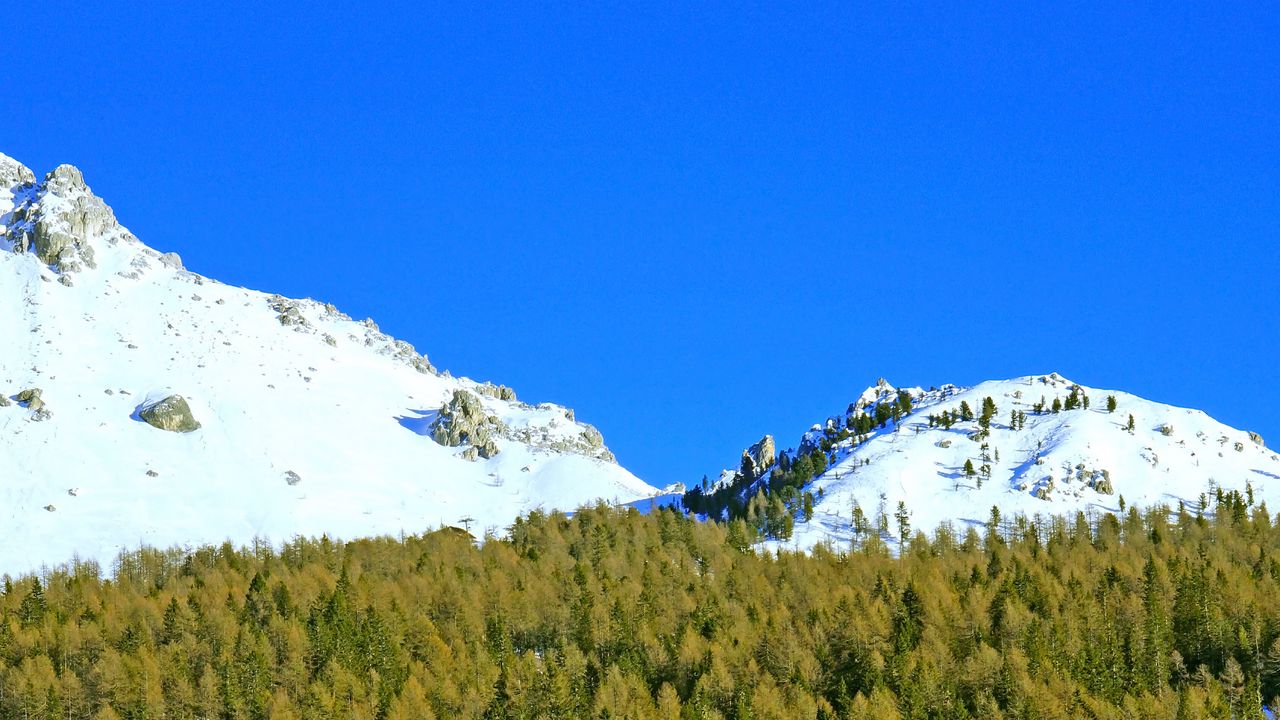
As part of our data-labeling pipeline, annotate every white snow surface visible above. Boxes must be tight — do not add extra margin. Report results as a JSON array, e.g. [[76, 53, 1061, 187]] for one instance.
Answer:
[[759, 374, 1280, 551], [0, 153, 658, 574]]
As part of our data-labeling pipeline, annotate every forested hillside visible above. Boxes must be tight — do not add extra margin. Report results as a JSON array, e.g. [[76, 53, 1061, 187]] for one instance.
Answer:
[[3, 498, 1280, 719]]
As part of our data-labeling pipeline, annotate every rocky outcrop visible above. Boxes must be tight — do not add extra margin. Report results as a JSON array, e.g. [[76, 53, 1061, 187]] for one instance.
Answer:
[[741, 435, 776, 478], [1249, 431, 1265, 448], [0, 152, 35, 188], [16, 388, 44, 412], [159, 252, 184, 270], [1032, 477, 1055, 500], [1159, 424, 1174, 437], [138, 395, 201, 433], [475, 382, 518, 402], [1088, 469, 1114, 495], [389, 339, 434, 375], [428, 390, 617, 463], [269, 295, 310, 328], [430, 390, 503, 460], [5, 162, 136, 274]]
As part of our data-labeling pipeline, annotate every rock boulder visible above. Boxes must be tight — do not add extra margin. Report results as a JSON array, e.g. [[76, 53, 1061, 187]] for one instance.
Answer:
[[138, 395, 201, 433]]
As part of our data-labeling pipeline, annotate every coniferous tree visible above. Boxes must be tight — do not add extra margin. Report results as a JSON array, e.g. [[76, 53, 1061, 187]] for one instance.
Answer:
[[895, 501, 911, 546], [1107, 395, 1118, 413]]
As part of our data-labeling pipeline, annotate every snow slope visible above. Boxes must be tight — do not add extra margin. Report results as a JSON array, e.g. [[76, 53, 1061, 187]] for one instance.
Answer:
[[719, 374, 1279, 550], [0, 152, 659, 573]]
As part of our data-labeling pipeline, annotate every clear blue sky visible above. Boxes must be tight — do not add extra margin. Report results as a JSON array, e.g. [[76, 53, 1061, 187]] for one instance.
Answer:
[[6, 2, 1277, 488]]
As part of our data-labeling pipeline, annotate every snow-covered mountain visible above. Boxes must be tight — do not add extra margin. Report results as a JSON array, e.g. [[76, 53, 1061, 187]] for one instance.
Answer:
[[0, 152, 658, 573], [697, 374, 1279, 549]]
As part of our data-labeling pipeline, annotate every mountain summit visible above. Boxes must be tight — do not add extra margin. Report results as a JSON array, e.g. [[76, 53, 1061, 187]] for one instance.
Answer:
[[689, 373, 1278, 549], [0, 153, 657, 572]]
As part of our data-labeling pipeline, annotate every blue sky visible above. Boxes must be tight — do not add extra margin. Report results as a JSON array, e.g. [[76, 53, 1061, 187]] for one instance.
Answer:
[[6, 2, 1278, 488]]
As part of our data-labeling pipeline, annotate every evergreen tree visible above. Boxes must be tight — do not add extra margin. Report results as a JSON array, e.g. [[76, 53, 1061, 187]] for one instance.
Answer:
[[1107, 395, 1118, 413]]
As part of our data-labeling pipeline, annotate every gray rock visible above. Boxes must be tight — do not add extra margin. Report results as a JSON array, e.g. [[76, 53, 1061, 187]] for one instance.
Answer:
[[936, 439, 952, 449], [159, 252, 184, 270], [750, 435, 777, 470], [430, 390, 505, 458], [15, 386, 41, 404], [146, 470, 159, 478], [284, 471, 302, 486], [475, 382, 518, 402], [0, 395, 8, 407], [1090, 469, 1114, 495], [138, 395, 201, 433], [1248, 431, 1265, 448], [1159, 424, 1174, 437], [0, 152, 36, 187], [24, 165, 121, 272], [1032, 477, 1055, 500], [1235, 442, 1245, 452]]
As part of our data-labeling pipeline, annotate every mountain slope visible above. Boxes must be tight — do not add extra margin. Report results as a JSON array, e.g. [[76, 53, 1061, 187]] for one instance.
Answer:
[[0, 152, 658, 573], [692, 373, 1279, 549]]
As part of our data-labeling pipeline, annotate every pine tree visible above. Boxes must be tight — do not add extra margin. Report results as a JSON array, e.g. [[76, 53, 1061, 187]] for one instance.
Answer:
[[1126, 414, 1136, 433], [1051, 397, 1062, 413], [895, 501, 911, 546], [1107, 395, 1118, 413], [964, 459, 976, 478]]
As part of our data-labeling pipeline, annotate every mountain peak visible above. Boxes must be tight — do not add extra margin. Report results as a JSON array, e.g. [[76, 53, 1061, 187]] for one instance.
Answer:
[[691, 374, 1280, 550], [0, 151, 657, 573]]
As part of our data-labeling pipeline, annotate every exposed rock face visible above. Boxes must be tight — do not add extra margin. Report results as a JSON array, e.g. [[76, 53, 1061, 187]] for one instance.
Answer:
[[428, 390, 617, 463], [741, 435, 776, 478], [430, 390, 504, 460], [1159, 424, 1174, 437], [475, 382, 518, 402], [1032, 477, 1055, 500], [33, 167, 114, 271], [4, 162, 138, 274], [1249, 431, 1266, 448], [16, 388, 45, 413], [1089, 469, 1114, 495], [138, 395, 201, 433], [16, 388, 42, 404], [269, 295, 310, 328], [0, 152, 36, 188], [159, 252, 184, 270]]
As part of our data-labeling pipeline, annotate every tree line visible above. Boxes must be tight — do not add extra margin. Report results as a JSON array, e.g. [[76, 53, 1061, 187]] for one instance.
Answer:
[[2, 496, 1280, 718]]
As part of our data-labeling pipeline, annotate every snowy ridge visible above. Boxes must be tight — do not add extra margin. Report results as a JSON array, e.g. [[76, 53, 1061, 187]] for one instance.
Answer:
[[716, 373, 1279, 550], [0, 152, 658, 573]]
